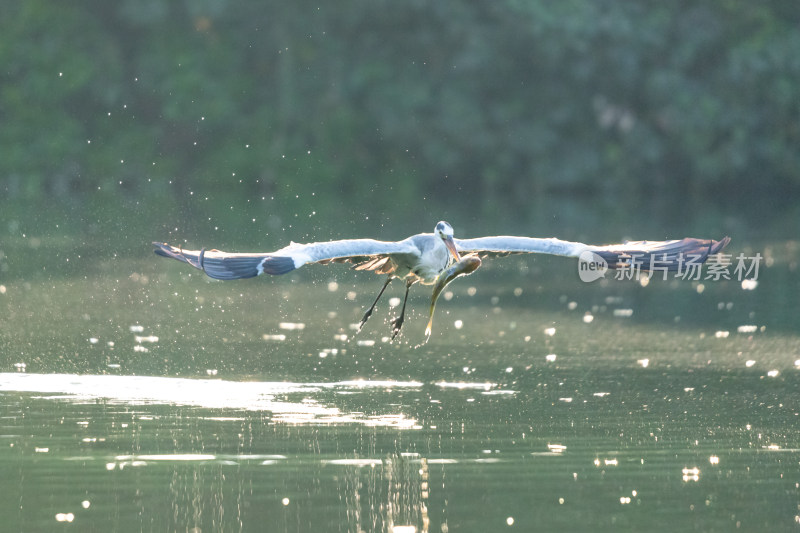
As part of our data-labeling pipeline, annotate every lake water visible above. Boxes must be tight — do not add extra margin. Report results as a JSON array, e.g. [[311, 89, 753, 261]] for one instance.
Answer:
[[1, 235, 799, 532]]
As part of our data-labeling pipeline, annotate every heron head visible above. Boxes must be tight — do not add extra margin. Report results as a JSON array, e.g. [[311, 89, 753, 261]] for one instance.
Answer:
[[435, 221, 454, 238], [435, 221, 461, 262]]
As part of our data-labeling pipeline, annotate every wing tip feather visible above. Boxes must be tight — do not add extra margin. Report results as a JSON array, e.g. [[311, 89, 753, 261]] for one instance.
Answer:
[[153, 241, 295, 280], [594, 236, 732, 271]]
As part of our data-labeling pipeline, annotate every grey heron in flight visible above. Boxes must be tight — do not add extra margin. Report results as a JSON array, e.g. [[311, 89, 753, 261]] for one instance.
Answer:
[[153, 221, 729, 339]]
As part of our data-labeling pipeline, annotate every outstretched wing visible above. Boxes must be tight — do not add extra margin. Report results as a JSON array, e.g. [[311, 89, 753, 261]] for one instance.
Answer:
[[454, 236, 730, 271], [589, 237, 730, 270], [153, 239, 419, 280]]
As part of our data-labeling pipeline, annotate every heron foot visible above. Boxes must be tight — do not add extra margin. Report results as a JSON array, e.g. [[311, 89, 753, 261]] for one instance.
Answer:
[[390, 315, 404, 339], [357, 308, 373, 332]]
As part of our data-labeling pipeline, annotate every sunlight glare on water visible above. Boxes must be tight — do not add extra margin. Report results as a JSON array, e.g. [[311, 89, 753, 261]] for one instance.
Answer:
[[1, 226, 798, 532], [279, 322, 306, 331], [0, 374, 427, 428]]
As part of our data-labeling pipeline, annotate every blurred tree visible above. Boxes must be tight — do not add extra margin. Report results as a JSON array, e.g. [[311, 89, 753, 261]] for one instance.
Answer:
[[0, 0, 797, 220]]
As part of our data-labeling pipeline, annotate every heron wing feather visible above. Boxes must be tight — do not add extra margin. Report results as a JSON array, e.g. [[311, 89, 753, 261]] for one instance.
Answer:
[[454, 236, 588, 258], [153, 238, 419, 280], [589, 236, 730, 270], [455, 235, 730, 271], [284, 239, 416, 264]]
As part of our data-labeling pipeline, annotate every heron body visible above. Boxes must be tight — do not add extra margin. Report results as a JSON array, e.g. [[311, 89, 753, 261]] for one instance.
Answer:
[[154, 221, 730, 339]]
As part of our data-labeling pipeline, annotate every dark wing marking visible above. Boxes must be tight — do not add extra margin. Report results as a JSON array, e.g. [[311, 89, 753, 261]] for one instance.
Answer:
[[592, 236, 731, 271], [153, 243, 293, 280]]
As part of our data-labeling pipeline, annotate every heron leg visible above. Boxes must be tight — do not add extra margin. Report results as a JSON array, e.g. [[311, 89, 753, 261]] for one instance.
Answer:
[[390, 279, 415, 339], [359, 276, 393, 332]]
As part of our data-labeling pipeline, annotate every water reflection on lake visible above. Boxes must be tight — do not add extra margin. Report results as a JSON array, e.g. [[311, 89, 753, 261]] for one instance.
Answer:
[[1, 236, 799, 531], [2, 357, 799, 532]]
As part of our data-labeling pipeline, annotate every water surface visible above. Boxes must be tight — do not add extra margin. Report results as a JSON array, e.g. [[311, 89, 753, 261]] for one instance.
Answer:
[[1, 244, 799, 532]]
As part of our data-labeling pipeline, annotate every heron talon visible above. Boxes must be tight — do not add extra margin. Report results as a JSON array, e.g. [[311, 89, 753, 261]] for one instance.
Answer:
[[390, 316, 404, 339], [357, 310, 372, 332]]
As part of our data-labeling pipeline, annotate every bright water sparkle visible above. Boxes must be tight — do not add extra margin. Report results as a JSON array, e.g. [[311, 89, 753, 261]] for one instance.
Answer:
[[1, 248, 799, 532]]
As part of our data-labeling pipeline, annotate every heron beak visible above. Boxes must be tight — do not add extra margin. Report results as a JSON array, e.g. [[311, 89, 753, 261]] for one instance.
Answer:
[[443, 235, 461, 262]]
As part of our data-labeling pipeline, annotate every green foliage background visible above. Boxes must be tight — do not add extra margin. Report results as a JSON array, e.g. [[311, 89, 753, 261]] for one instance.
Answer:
[[1, 1, 798, 230]]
